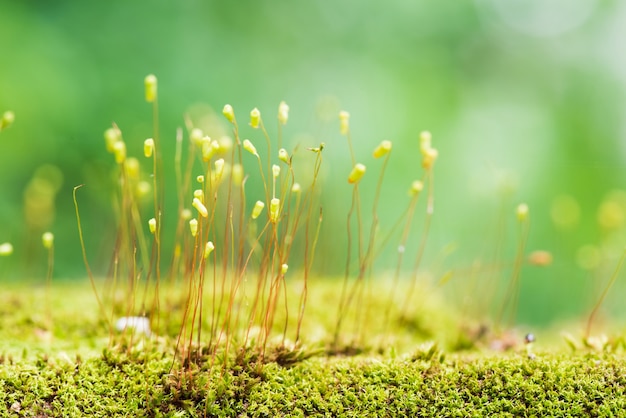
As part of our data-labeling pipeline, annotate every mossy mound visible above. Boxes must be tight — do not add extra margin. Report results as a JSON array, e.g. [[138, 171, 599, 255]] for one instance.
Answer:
[[1, 349, 625, 416], [0, 281, 622, 416]]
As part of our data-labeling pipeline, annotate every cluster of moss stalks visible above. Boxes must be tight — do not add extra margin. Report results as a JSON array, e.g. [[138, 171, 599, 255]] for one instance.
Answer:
[[2, 74, 626, 416], [70, 73, 454, 372]]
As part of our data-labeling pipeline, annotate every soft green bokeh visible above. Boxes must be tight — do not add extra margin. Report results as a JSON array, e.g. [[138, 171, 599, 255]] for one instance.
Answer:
[[1, 0, 625, 326]]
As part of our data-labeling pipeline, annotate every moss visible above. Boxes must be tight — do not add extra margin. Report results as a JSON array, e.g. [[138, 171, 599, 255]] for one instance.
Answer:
[[0, 281, 625, 416], [1, 349, 626, 416]]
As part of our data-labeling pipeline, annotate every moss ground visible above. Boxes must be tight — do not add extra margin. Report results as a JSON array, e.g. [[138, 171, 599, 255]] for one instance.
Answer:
[[0, 280, 623, 417]]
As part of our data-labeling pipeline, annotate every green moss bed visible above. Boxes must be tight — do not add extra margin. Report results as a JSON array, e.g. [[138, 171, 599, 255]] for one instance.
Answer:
[[0, 281, 624, 417]]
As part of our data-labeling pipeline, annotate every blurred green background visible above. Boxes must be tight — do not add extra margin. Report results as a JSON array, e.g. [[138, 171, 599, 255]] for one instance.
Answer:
[[1, 0, 625, 327]]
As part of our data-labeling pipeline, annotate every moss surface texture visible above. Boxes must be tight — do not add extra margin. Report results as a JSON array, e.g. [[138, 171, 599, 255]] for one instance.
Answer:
[[0, 282, 623, 417], [3, 350, 626, 416]]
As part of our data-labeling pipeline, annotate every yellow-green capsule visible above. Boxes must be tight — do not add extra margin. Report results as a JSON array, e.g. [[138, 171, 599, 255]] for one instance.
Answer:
[[232, 164, 243, 186], [144, 74, 157, 103], [409, 180, 424, 196], [204, 241, 215, 259], [421, 147, 438, 170], [223, 104, 235, 123], [243, 139, 258, 156], [104, 127, 121, 153], [278, 148, 289, 164], [373, 140, 392, 158], [193, 197, 208, 218], [270, 198, 281, 223], [144, 138, 154, 158], [181, 208, 192, 220], [124, 158, 140, 179], [42, 232, 54, 249], [218, 136, 233, 154], [190, 129, 204, 147], [202, 138, 220, 162], [517, 203, 529, 222], [0, 242, 13, 256], [250, 108, 261, 129], [278, 101, 289, 125], [339, 110, 350, 135], [136, 181, 151, 198], [419, 131, 432, 155], [189, 219, 198, 237], [214, 159, 225, 179], [348, 163, 366, 184], [251, 200, 265, 220], [1, 111, 15, 130], [113, 141, 126, 164]]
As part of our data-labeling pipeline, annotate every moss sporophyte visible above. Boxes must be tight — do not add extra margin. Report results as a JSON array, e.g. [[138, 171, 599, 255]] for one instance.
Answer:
[[4, 76, 625, 415], [67, 74, 462, 371]]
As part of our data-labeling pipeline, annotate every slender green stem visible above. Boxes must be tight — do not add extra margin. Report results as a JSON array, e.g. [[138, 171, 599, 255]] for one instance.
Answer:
[[495, 215, 530, 331], [382, 181, 421, 341], [400, 170, 435, 318], [296, 147, 324, 343], [73, 185, 110, 333], [586, 249, 626, 339]]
